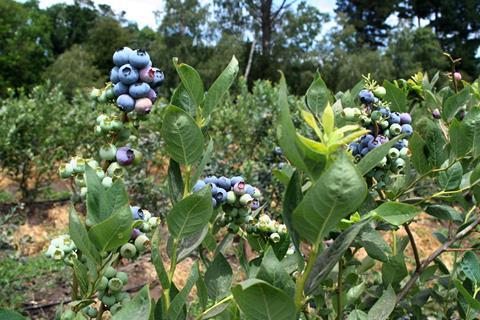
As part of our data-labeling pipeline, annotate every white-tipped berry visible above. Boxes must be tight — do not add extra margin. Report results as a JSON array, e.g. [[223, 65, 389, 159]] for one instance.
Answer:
[[239, 193, 253, 206], [134, 234, 150, 252], [120, 243, 137, 259], [59, 163, 74, 179], [102, 176, 113, 188], [107, 162, 124, 179], [148, 217, 159, 227], [99, 144, 117, 161], [75, 174, 86, 187], [108, 277, 123, 292], [270, 232, 281, 243], [72, 157, 86, 173], [226, 191, 236, 204], [95, 167, 105, 180]]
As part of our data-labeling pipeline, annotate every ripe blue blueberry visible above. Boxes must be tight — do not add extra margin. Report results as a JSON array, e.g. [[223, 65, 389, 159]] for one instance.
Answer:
[[360, 147, 369, 156], [251, 199, 260, 210], [134, 98, 153, 115], [151, 68, 165, 87], [214, 188, 227, 203], [401, 124, 413, 136], [116, 94, 135, 112], [129, 49, 151, 69], [209, 183, 218, 195], [359, 90, 375, 104], [216, 176, 231, 190], [379, 108, 390, 117], [211, 197, 217, 208], [245, 184, 255, 196], [113, 47, 133, 67], [116, 146, 135, 166], [233, 181, 246, 195], [432, 108, 441, 119], [367, 140, 380, 150], [147, 89, 157, 103], [131, 206, 144, 220], [129, 82, 150, 98], [193, 180, 206, 192], [394, 139, 406, 150], [118, 64, 139, 85], [399, 113, 412, 124], [274, 146, 283, 156], [388, 112, 401, 124], [113, 82, 129, 97], [204, 176, 217, 184], [110, 67, 120, 84]]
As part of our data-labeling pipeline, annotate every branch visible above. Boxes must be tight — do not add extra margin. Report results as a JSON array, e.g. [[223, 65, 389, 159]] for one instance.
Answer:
[[396, 215, 480, 304], [272, 0, 297, 21], [404, 224, 421, 272]]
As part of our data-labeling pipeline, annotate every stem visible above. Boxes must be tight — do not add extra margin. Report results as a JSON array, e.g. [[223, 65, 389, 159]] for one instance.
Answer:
[[404, 224, 421, 271], [392, 230, 397, 256], [396, 215, 480, 304], [72, 272, 79, 301], [96, 303, 105, 320], [294, 244, 319, 311], [164, 240, 179, 311], [195, 295, 233, 320], [336, 258, 344, 320], [183, 165, 191, 197]]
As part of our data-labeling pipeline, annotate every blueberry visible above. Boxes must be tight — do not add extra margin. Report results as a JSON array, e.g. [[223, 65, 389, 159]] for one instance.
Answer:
[[367, 140, 380, 150], [239, 194, 253, 206], [432, 108, 441, 119], [393, 158, 406, 173], [211, 197, 217, 208], [113, 47, 133, 67], [116, 94, 135, 112], [341, 107, 356, 121], [273, 146, 283, 156], [102, 177, 113, 188], [379, 108, 390, 117], [388, 147, 400, 159], [131, 206, 144, 220], [147, 89, 157, 103], [116, 147, 135, 166], [380, 120, 390, 129], [394, 139, 406, 150], [389, 123, 402, 136], [360, 147, 369, 156], [129, 49, 151, 69], [226, 191, 236, 204], [193, 180, 206, 192], [233, 181, 246, 195], [151, 68, 165, 87], [250, 199, 260, 210], [110, 67, 120, 84], [376, 135, 389, 144], [214, 188, 227, 203], [99, 143, 117, 161], [216, 176, 231, 190], [139, 66, 155, 83], [253, 188, 262, 199], [204, 176, 217, 184], [134, 234, 150, 252], [388, 112, 401, 124], [348, 142, 359, 155], [401, 124, 413, 136], [209, 183, 218, 195], [134, 98, 153, 115], [373, 86, 386, 97], [108, 278, 123, 292], [129, 82, 150, 98], [230, 176, 244, 186], [131, 228, 141, 239], [399, 113, 412, 124], [371, 110, 382, 122], [118, 64, 139, 85], [359, 89, 375, 104], [113, 82, 129, 97], [245, 184, 255, 196]]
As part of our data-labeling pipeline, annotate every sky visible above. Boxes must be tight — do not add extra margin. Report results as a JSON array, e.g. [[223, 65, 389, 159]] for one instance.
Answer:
[[32, 0, 338, 30]]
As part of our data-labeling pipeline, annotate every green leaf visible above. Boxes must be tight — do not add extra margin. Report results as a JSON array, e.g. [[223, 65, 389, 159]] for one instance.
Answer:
[[471, 162, 480, 202], [151, 226, 170, 290], [425, 205, 463, 222], [161, 105, 204, 165], [202, 56, 239, 119], [383, 81, 407, 112], [205, 253, 233, 300], [442, 87, 470, 122], [85, 165, 128, 224], [461, 107, 480, 159], [190, 139, 214, 188], [374, 202, 422, 226], [292, 153, 367, 244], [306, 71, 330, 115], [438, 161, 463, 191], [454, 279, 480, 310], [256, 247, 295, 297], [357, 135, 404, 176], [171, 82, 196, 117], [277, 72, 325, 180], [381, 254, 408, 286], [177, 225, 209, 262], [417, 118, 447, 168], [0, 308, 27, 320], [69, 207, 100, 262], [281, 170, 303, 255], [201, 299, 232, 319], [72, 258, 89, 295], [196, 274, 209, 311], [357, 226, 391, 262], [167, 187, 213, 240], [449, 119, 470, 158], [367, 285, 396, 320], [232, 279, 296, 320], [112, 285, 152, 320], [304, 219, 371, 295], [167, 263, 200, 320], [167, 159, 184, 204], [174, 61, 204, 107], [346, 282, 366, 307], [88, 204, 133, 252], [348, 310, 367, 320], [460, 252, 480, 283], [409, 132, 432, 174]]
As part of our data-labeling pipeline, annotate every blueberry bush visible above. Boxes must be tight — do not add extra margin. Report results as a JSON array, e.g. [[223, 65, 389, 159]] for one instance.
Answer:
[[4, 47, 480, 320]]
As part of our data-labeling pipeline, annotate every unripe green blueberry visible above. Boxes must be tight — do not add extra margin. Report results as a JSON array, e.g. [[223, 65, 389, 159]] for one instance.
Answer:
[[353, 108, 361, 118], [99, 144, 117, 161], [239, 194, 253, 206], [94, 125, 103, 136], [98, 92, 107, 103], [52, 247, 65, 260], [134, 234, 150, 252], [378, 156, 388, 168], [73, 157, 86, 173], [80, 187, 87, 198], [59, 163, 74, 179], [380, 120, 389, 129], [100, 119, 114, 131], [253, 188, 262, 199], [61, 309, 76, 320], [110, 303, 122, 315], [390, 123, 402, 136], [105, 87, 115, 99], [95, 167, 105, 180], [141, 222, 151, 232], [98, 276, 109, 291], [230, 208, 239, 218], [393, 158, 406, 173], [111, 119, 123, 131], [360, 116, 371, 126], [86, 159, 99, 169], [116, 272, 128, 285], [341, 108, 356, 121], [270, 232, 281, 243], [75, 174, 86, 187], [120, 243, 137, 259], [226, 191, 237, 204], [148, 217, 159, 227], [98, 290, 105, 299], [96, 114, 108, 124], [108, 277, 124, 292], [399, 147, 409, 158], [371, 110, 382, 122], [104, 266, 117, 279], [101, 295, 116, 307], [388, 148, 400, 159], [90, 88, 100, 101], [102, 176, 113, 188], [86, 306, 98, 318], [107, 162, 124, 179], [383, 129, 391, 138], [115, 291, 130, 303], [373, 86, 386, 97], [143, 210, 152, 221], [86, 218, 93, 227], [132, 149, 143, 165]]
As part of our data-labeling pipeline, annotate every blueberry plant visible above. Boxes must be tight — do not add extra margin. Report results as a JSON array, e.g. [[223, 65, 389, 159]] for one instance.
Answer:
[[4, 47, 480, 320]]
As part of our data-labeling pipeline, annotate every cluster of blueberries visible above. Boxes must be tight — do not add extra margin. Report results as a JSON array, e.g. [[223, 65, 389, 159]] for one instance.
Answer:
[[45, 234, 77, 265], [95, 266, 131, 316], [110, 47, 164, 115], [245, 214, 288, 243], [343, 88, 414, 176], [118, 206, 158, 260]]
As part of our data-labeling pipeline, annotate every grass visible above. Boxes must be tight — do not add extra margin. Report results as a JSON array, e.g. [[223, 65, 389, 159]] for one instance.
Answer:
[[0, 190, 15, 203]]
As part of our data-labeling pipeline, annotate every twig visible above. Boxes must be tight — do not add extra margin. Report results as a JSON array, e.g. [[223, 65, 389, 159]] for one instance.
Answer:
[[404, 224, 421, 271], [396, 215, 480, 304]]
